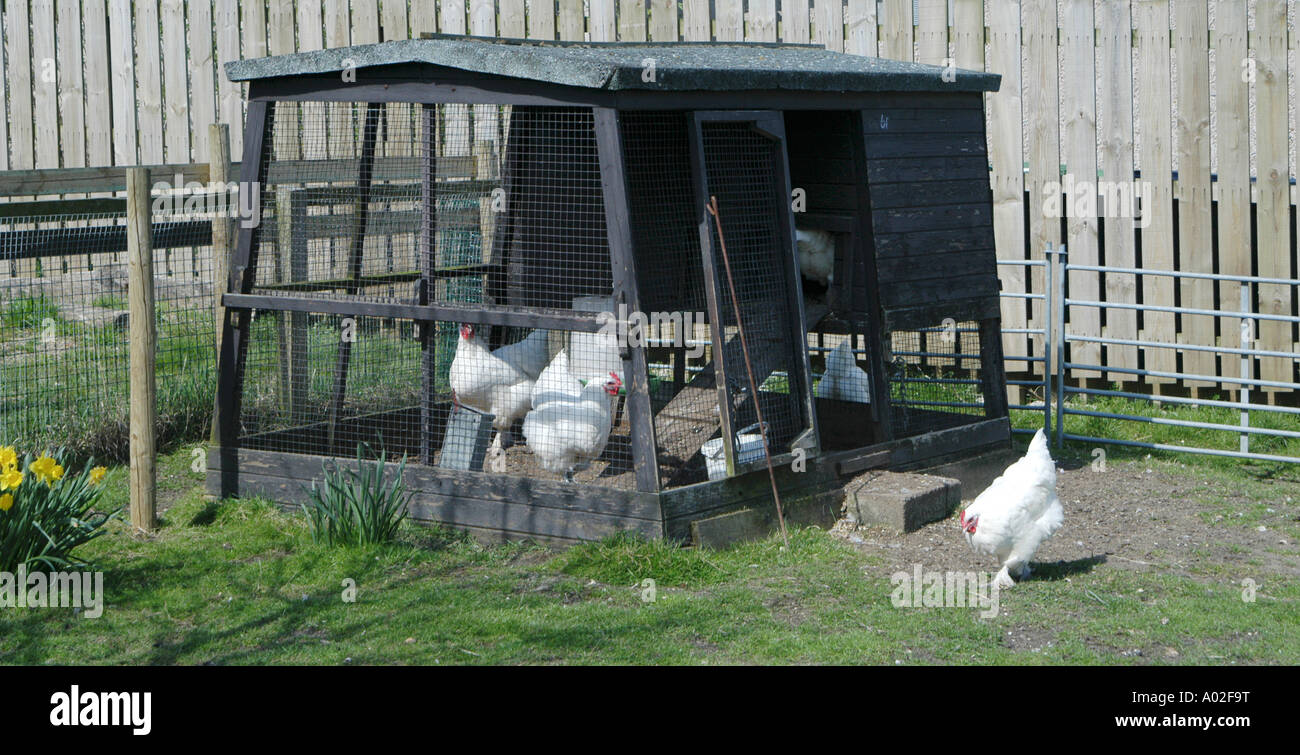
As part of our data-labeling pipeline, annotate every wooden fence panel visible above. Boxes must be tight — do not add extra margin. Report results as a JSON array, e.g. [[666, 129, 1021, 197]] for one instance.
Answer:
[[31, 0, 58, 168], [1255, 0, 1293, 388], [591, 0, 617, 41], [879, 0, 911, 61], [1174, 0, 1215, 386], [500, 0, 524, 38], [5, 2, 33, 171], [1215, 0, 1251, 360], [56, 0, 85, 168], [784, 0, 811, 44], [215, 0, 244, 155], [1061, 0, 1100, 376], [1134, 0, 1176, 380], [915, 0, 947, 65], [188, 1, 217, 162], [134, 0, 165, 165], [649, 0, 676, 41], [815, 0, 845, 53], [749, 0, 777, 43], [845, 0, 877, 57], [951, 0, 982, 71], [1023, 0, 1059, 371], [987, 0, 1027, 373], [558, 0, 584, 40], [1097, 0, 1137, 372], [161, 0, 191, 163], [716, 0, 743, 41], [619, 0, 647, 41]]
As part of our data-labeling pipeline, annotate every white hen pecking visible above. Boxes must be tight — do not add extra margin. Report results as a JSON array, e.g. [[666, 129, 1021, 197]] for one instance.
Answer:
[[522, 372, 623, 481], [960, 429, 1065, 588], [795, 228, 836, 287], [449, 324, 537, 472], [814, 340, 871, 403]]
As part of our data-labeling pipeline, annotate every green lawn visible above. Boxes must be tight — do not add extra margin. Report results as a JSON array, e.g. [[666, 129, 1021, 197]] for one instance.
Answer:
[[2, 445, 1296, 666]]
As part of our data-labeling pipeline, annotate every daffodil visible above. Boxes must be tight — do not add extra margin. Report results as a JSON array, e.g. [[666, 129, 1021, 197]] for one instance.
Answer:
[[89, 466, 107, 485], [0, 446, 16, 470], [30, 456, 64, 485], [0, 493, 11, 512], [0, 467, 21, 491]]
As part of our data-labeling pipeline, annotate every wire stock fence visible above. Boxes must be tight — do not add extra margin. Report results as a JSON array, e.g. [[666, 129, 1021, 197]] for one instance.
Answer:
[[1009, 245, 1300, 466], [0, 205, 219, 461]]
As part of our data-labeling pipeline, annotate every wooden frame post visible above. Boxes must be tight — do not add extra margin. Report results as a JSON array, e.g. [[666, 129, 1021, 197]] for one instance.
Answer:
[[127, 167, 157, 533], [208, 123, 232, 446], [593, 107, 660, 494]]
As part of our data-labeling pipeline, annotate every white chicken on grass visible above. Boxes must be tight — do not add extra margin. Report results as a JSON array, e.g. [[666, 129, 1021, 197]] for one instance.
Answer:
[[531, 348, 583, 409], [449, 324, 544, 473], [813, 339, 871, 403], [960, 429, 1065, 588], [522, 371, 623, 482]]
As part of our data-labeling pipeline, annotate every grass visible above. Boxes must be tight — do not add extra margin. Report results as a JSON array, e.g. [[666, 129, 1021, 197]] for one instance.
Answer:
[[2, 445, 1296, 666]]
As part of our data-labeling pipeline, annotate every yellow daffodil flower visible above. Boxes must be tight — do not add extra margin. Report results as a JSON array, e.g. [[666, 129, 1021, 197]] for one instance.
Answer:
[[30, 456, 64, 485], [0, 493, 12, 512], [1, 467, 21, 491], [0, 446, 16, 470], [90, 466, 107, 485]]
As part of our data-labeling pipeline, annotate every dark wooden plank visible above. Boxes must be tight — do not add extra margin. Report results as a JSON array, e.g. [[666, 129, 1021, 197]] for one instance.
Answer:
[[888, 417, 1010, 468], [873, 225, 997, 257], [208, 446, 664, 521], [420, 104, 439, 465], [869, 179, 994, 209], [880, 275, 999, 307], [0, 220, 212, 260], [222, 292, 607, 331], [861, 109, 986, 133], [594, 107, 660, 494], [882, 296, 1002, 331], [862, 133, 988, 159], [866, 156, 990, 183], [871, 203, 992, 234], [875, 250, 997, 282]]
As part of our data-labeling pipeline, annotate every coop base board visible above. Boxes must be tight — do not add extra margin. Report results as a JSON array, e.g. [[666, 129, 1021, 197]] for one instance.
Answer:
[[206, 417, 1009, 546]]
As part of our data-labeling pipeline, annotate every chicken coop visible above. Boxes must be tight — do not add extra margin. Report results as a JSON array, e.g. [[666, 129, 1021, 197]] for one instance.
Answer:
[[209, 36, 1009, 544]]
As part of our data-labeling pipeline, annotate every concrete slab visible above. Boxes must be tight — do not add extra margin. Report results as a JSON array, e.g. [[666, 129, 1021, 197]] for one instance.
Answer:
[[843, 471, 961, 533]]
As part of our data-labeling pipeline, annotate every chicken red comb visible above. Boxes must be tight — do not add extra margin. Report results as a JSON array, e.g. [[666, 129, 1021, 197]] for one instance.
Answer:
[[609, 371, 622, 387]]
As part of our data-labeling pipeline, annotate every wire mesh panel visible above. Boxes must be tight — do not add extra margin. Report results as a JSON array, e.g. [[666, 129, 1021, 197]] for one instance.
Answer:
[[809, 330, 878, 450], [0, 211, 216, 460], [248, 102, 613, 315], [884, 319, 988, 436], [621, 111, 718, 487], [698, 119, 811, 467]]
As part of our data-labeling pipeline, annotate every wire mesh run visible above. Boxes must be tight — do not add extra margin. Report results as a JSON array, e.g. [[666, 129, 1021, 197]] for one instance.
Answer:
[[0, 211, 216, 460], [700, 121, 809, 463], [234, 317, 638, 489], [808, 330, 877, 450], [884, 319, 987, 436], [250, 102, 612, 313]]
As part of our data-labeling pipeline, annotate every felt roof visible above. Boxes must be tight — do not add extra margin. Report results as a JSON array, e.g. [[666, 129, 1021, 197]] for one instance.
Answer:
[[225, 35, 1001, 93]]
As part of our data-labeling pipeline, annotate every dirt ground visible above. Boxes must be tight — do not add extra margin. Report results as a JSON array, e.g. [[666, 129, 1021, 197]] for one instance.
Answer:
[[833, 456, 1300, 582]]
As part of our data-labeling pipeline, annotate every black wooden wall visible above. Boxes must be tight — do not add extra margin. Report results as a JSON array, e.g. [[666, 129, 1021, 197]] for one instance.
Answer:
[[861, 92, 999, 323]]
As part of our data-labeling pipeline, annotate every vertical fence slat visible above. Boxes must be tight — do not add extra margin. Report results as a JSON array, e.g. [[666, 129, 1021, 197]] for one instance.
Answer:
[[682, 0, 709, 40], [1098, 0, 1137, 372], [299, 1, 327, 165], [558, 0, 586, 40], [84, 1, 112, 166], [382, 0, 411, 39], [108, 0, 137, 166], [1134, 0, 1176, 380], [845, 0, 878, 56], [619, 0, 647, 41], [1061, 0, 1100, 377], [915, 0, 947, 65], [188, 0, 217, 161], [717, 0, 743, 42], [1215, 0, 1251, 366], [951, 0, 982, 70], [57, 0, 87, 168], [1255, 0, 1293, 389], [784, 0, 811, 44], [216, 0, 244, 155], [31, 0, 58, 168], [5, 2, 33, 171], [0, 8, 8, 170], [749, 0, 777, 43], [134, 0, 165, 164], [161, 0, 191, 163], [1024, 0, 1060, 373], [531, 0, 557, 38], [814, 0, 844, 52], [410, 0, 439, 36], [648, 0, 677, 41], [352, 1, 381, 43], [324, 0, 353, 161], [591, 0, 617, 41], [879, 0, 911, 61], [1173, 0, 1215, 386], [988, 0, 1027, 376], [499, 0, 524, 37]]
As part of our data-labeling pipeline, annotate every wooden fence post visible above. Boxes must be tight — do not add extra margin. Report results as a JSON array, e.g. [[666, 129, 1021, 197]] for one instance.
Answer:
[[209, 123, 232, 446], [127, 167, 157, 533]]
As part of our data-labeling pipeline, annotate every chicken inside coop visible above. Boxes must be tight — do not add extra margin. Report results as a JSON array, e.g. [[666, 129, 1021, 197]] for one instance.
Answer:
[[814, 339, 871, 404], [448, 321, 632, 483], [795, 227, 836, 318]]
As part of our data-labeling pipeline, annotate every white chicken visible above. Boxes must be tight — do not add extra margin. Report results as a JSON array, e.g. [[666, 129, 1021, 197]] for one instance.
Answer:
[[813, 339, 871, 403], [960, 429, 1065, 588], [522, 372, 623, 482], [488, 327, 552, 381], [448, 323, 538, 473], [531, 348, 583, 409], [795, 228, 836, 287]]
